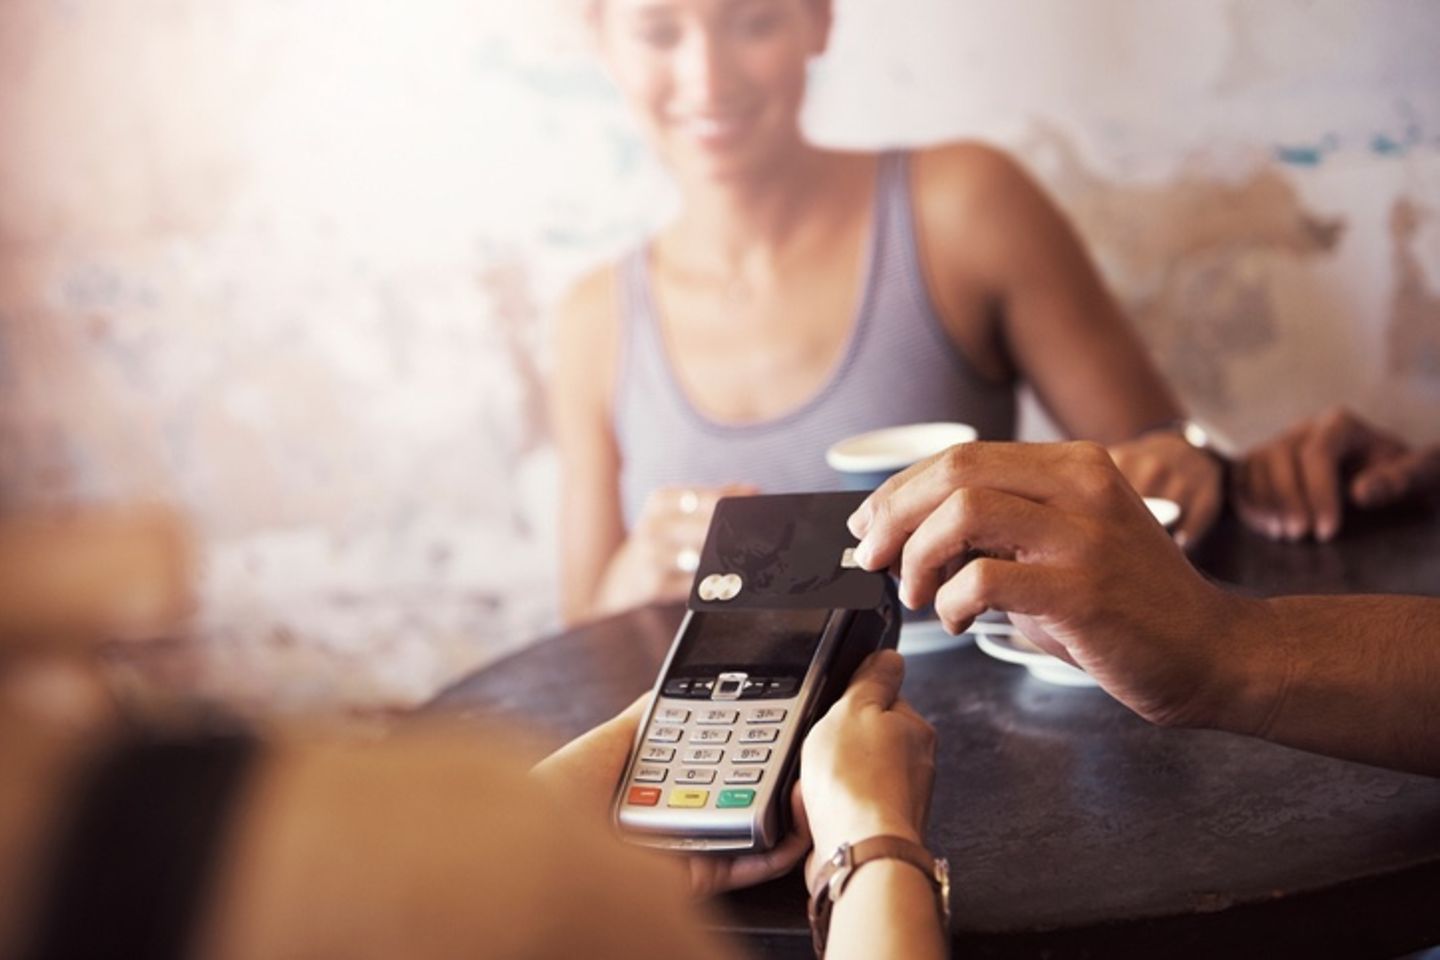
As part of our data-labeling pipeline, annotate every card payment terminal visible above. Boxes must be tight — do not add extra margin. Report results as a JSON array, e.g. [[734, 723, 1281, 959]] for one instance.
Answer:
[[612, 492, 900, 854]]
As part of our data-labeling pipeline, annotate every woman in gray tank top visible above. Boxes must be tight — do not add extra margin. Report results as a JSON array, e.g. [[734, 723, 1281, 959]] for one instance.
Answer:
[[551, 0, 1222, 625]]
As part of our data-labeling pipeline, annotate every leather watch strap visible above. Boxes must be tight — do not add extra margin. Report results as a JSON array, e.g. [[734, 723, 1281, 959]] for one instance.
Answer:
[[806, 834, 949, 957]]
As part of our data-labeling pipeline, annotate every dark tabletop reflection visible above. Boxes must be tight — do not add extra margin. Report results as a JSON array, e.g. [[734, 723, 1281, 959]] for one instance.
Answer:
[[429, 495, 1440, 958]]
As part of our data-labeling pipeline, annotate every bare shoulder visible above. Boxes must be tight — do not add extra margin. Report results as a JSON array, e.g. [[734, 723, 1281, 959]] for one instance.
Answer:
[[554, 261, 620, 355], [911, 141, 1077, 285], [911, 141, 1052, 227]]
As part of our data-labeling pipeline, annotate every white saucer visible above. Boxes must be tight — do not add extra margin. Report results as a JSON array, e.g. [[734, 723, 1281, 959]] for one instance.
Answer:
[[974, 631, 1099, 687], [897, 616, 971, 656]]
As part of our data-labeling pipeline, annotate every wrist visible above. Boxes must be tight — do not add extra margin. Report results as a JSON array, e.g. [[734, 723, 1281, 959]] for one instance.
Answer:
[[1135, 418, 1231, 475], [1134, 417, 1222, 451], [807, 833, 950, 957], [813, 812, 923, 859], [1194, 593, 1294, 738]]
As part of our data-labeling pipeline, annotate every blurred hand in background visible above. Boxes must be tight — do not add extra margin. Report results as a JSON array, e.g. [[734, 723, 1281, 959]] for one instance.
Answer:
[[1236, 407, 1440, 542]]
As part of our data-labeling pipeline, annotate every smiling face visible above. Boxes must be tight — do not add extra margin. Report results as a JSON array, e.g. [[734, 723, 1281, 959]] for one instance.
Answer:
[[593, 0, 832, 184]]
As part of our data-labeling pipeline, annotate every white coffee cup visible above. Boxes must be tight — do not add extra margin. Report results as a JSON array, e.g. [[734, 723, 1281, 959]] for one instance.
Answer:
[[825, 422, 979, 490], [826, 422, 978, 655]]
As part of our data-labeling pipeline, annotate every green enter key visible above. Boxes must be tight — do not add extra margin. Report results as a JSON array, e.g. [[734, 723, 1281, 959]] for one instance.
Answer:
[[717, 789, 756, 808]]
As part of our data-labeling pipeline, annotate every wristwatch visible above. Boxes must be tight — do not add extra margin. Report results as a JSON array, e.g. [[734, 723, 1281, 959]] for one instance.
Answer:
[[806, 835, 950, 957], [1177, 419, 1221, 458], [1144, 417, 1221, 454], [1143, 417, 1230, 473]]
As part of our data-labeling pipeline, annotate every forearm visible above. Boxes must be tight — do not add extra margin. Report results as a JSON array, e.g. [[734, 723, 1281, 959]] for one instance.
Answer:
[[557, 501, 624, 626], [827, 860, 947, 960], [1213, 594, 1440, 776]]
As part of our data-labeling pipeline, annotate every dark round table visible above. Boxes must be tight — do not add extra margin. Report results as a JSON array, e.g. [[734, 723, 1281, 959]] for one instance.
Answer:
[[430, 500, 1440, 959]]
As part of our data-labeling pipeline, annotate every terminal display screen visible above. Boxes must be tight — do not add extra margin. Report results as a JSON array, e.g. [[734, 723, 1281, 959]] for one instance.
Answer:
[[670, 608, 832, 675]]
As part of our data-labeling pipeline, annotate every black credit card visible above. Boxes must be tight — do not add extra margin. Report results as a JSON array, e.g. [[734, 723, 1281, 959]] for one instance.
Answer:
[[689, 492, 889, 612]]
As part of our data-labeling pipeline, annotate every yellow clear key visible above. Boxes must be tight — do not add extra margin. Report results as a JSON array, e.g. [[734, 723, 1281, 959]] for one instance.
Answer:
[[667, 788, 709, 808]]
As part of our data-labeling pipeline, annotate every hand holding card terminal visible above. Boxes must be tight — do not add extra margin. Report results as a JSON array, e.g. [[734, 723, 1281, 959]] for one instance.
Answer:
[[612, 493, 900, 854]]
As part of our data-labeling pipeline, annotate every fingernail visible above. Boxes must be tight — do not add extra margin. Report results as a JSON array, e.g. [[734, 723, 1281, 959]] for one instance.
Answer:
[[847, 505, 870, 538], [853, 538, 875, 568], [1174, 530, 1190, 550], [902, 583, 925, 612], [1317, 520, 1336, 542]]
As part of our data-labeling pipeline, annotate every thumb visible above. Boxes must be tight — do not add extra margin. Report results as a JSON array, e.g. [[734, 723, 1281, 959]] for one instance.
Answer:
[[838, 649, 905, 712], [1351, 448, 1440, 509], [790, 781, 812, 846]]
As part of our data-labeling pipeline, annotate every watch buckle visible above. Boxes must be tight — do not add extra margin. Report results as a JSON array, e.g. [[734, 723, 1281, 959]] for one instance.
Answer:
[[826, 842, 854, 902]]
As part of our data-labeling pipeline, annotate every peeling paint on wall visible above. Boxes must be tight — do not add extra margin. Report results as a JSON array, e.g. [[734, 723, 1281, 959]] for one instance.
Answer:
[[1389, 199, 1440, 378], [1026, 123, 1346, 416]]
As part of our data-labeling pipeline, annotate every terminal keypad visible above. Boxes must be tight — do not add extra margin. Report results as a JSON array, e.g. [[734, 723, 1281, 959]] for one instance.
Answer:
[[626, 703, 792, 810], [690, 728, 731, 744]]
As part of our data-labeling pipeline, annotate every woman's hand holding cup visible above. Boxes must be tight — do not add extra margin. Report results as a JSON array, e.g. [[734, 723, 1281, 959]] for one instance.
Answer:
[[595, 483, 757, 616]]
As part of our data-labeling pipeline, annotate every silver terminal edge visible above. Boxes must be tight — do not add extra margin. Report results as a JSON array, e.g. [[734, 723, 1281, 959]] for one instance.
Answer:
[[613, 608, 852, 853]]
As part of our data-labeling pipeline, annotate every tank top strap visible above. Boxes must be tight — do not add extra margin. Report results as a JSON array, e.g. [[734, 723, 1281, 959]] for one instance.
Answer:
[[874, 149, 909, 226], [608, 149, 1018, 528], [872, 148, 924, 298]]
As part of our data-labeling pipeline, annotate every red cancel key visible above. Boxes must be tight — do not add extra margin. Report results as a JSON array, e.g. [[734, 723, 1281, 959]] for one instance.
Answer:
[[626, 786, 662, 806]]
